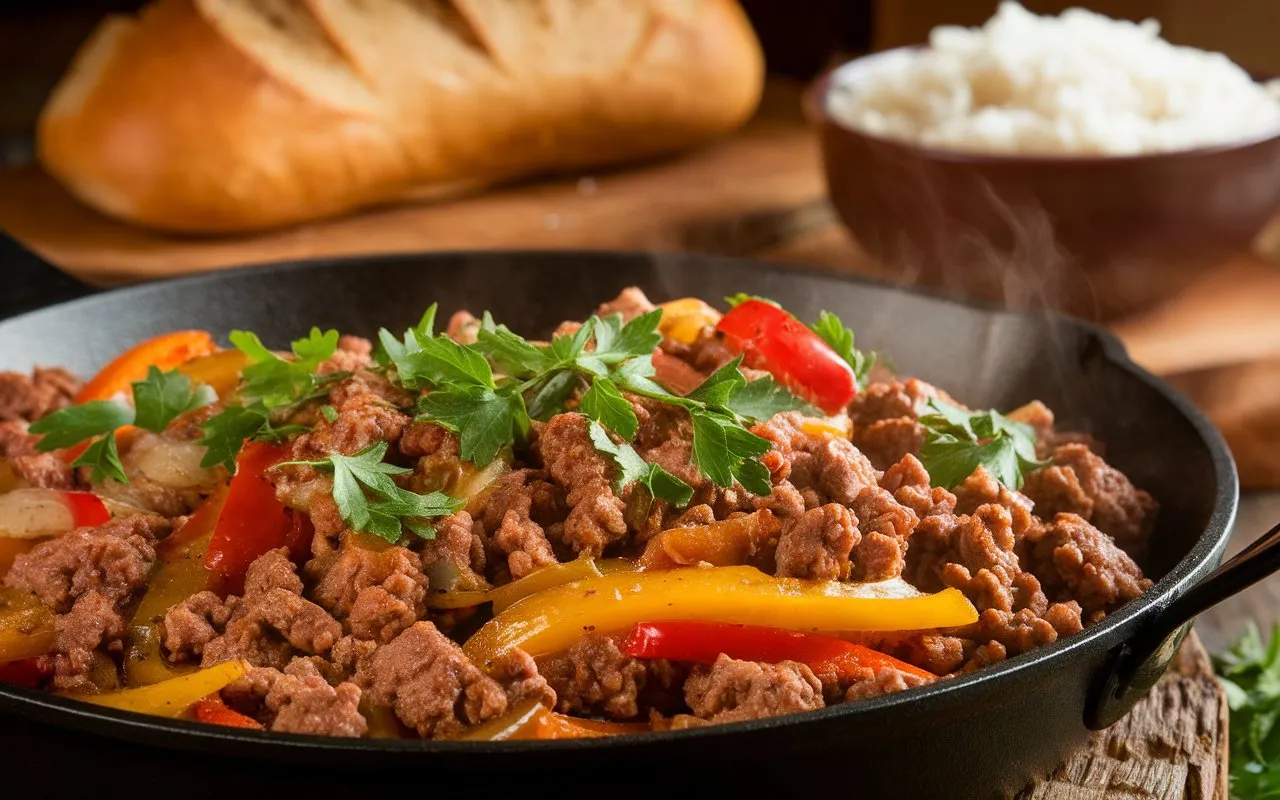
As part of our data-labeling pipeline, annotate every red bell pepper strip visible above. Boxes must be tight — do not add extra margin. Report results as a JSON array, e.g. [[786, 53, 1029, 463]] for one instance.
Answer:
[[715, 300, 857, 415], [622, 620, 937, 684], [63, 491, 111, 527], [191, 694, 264, 730], [0, 657, 52, 689], [203, 441, 301, 596]]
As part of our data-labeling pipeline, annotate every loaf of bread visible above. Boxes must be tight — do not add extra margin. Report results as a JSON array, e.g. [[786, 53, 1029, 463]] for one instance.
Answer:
[[37, 0, 764, 234]]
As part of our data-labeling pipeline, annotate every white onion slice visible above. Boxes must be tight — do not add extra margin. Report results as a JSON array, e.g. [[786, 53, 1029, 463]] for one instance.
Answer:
[[0, 489, 76, 539]]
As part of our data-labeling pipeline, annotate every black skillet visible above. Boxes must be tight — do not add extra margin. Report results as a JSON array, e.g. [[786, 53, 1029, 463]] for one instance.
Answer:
[[0, 234, 1269, 800]]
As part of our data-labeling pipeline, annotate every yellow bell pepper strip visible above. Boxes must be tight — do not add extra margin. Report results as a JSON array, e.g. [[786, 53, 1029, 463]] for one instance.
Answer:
[[176, 349, 249, 398], [124, 487, 226, 686], [0, 586, 57, 663], [425, 557, 604, 613], [638, 510, 781, 571], [658, 298, 722, 345], [72, 659, 248, 717], [800, 416, 853, 440], [596, 558, 637, 575], [461, 697, 649, 741], [463, 565, 978, 666]]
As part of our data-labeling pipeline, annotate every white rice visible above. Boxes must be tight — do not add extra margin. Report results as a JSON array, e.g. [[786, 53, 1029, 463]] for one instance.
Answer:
[[826, 2, 1280, 156]]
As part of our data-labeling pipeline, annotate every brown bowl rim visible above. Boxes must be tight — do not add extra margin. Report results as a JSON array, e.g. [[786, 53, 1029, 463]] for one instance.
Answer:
[[804, 46, 1280, 166]]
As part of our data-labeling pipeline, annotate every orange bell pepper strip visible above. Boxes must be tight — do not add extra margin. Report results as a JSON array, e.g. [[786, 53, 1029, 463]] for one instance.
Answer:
[[124, 487, 227, 686], [75, 331, 217, 404], [0, 586, 57, 663], [425, 557, 604, 613], [72, 659, 248, 717], [176, 350, 249, 398], [638, 510, 781, 571], [461, 697, 649, 741], [463, 565, 978, 667], [191, 694, 263, 729], [622, 620, 937, 684], [204, 441, 309, 596], [657, 298, 722, 345]]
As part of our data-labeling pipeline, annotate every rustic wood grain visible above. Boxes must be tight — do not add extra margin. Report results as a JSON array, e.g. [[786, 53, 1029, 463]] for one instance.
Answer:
[[1018, 631, 1228, 800]]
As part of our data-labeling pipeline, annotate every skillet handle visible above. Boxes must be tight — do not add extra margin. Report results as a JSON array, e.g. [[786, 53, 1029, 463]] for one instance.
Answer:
[[1086, 518, 1280, 729], [0, 232, 94, 320]]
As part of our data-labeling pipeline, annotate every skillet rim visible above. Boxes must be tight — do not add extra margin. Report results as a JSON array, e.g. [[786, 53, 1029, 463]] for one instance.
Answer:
[[0, 249, 1239, 756]]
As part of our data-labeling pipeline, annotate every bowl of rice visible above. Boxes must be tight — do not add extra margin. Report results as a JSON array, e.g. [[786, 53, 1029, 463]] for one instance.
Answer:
[[809, 2, 1280, 319]]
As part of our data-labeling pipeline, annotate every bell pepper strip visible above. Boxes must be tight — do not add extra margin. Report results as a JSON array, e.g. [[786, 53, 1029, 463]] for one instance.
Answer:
[[72, 659, 248, 717], [176, 349, 249, 398], [461, 698, 649, 741], [596, 558, 637, 575], [424, 557, 604, 613], [0, 656, 52, 688], [622, 621, 938, 684], [0, 538, 37, 579], [361, 700, 407, 740], [125, 488, 226, 686], [0, 587, 57, 662], [463, 565, 978, 666], [658, 298, 722, 345], [191, 694, 263, 729], [638, 510, 781, 571], [75, 331, 217, 404], [0, 489, 111, 539], [715, 299, 857, 415], [204, 441, 298, 596], [800, 416, 852, 440]]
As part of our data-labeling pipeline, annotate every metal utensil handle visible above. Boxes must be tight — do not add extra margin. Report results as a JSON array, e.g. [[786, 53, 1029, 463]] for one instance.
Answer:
[[0, 232, 94, 320], [1087, 518, 1280, 729]]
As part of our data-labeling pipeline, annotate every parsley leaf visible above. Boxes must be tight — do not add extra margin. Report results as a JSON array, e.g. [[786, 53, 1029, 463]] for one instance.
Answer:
[[30, 401, 133, 451], [198, 403, 271, 471], [687, 358, 746, 409], [231, 328, 337, 409], [477, 312, 555, 376], [724, 374, 817, 421], [321, 404, 339, 423], [417, 385, 522, 467], [72, 433, 127, 484], [1215, 622, 1280, 799], [917, 398, 1044, 490], [587, 421, 693, 506], [526, 372, 580, 422], [131, 366, 209, 432], [588, 310, 663, 367], [283, 441, 462, 543], [399, 334, 494, 389], [811, 310, 876, 390], [580, 377, 639, 441], [690, 410, 773, 495], [376, 304, 437, 378]]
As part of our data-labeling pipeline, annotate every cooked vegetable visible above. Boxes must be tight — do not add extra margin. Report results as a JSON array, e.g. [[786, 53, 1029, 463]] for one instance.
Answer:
[[810, 310, 876, 390], [463, 566, 978, 666], [715, 299, 858, 415], [638, 510, 781, 570], [192, 694, 263, 729], [0, 489, 110, 538], [0, 587, 57, 663], [917, 398, 1044, 490], [657, 298, 722, 345], [0, 657, 52, 688], [461, 697, 648, 741], [622, 621, 937, 684], [204, 442, 309, 594], [426, 557, 607, 612], [75, 331, 216, 404], [176, 350, 250, 398], [0, 538, 35, 578], [73, 659, 248, 717]]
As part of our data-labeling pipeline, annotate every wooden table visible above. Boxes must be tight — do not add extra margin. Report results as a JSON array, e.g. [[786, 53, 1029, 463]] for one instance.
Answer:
[[5, 77, 1273, 799]]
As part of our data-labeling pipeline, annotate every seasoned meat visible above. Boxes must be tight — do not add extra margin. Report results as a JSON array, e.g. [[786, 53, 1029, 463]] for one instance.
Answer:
[[905, 505, 1032, 613], [0, 421, 74, 489], [284, 375, 410, 462], [952, 466, 1036, 538], [225, 661, 367, 738], [480, 470, 562, 580], [306, 534, 427, 644], [538, 633, 649, 720], [318, 335, 374, 375], [1022, 444, 1157, 559], [680, 655, 824, 726], [536, 414, 627, 556], [775, 504, 858, 580], [1020, 513, 1151, 620], [162, 591, 231, 662], [489, 647, 557, 709], [48, 590, 126, 693], [847, 487, 918, 581], [419, 510, 487, 589], [0, 367, 80, 422], [849, 379, 943, 468], [596, 287, 657, 322], [841, 665, 931, 702], [880, 453, 956, 519], [357, 622, 508, 738]]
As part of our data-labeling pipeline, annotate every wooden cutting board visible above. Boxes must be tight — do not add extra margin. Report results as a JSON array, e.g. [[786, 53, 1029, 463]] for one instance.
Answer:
[[2, 79, 1279, 487]]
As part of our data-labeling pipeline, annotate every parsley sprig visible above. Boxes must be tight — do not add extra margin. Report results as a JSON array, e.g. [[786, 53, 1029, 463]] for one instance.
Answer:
[[1216, 622, 1280, 799], [917, 398, 1044, 490], [29, 367, 214, 483], [280, 441, 462, 543]]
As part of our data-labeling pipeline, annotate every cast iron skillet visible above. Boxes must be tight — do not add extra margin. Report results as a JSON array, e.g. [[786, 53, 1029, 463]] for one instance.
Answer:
[[0, 235, 1270, 799]]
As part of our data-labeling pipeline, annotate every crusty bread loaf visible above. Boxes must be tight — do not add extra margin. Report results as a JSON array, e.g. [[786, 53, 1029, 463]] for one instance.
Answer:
[[37, 0, 764, 234]]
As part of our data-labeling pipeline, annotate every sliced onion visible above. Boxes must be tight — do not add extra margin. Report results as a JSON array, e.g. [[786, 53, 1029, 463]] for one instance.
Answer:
[[0, 489, 77, 539], [131, 435, 215, 489], [458, 457, 511, 512]]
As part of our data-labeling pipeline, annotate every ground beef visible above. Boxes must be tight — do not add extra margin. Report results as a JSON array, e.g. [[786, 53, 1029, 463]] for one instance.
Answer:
[[224, 661, 367, 737], [306, 535, 427, 645], [175, 549, 342, 669], [284, 376, 410, 463], [4, 514, 165, 612], [1020, 513, 1151, 620], [538, 633, 649, 719], [489, 647, 557, 709], [536, 414, 627, 556], [47, 590, 125, 692], [681, 655, 824, 726], [775, 504, 858, 580], [420, 510, 487, 590], [841, 665, 932, 702], [905, 505, 1036, 614], [1022, 444, 1157, 559], [880, 454, 955, 519], [953, 467, 1037, 539], [0, 367, 80, 422], [632, 398, 704, 490], [848, 487, 918, 581], [318, 335, 374, 375], [750, 414, 880, 505], [848, 379, 944, 469], [479, 470, 563, 580], [356, 621, 508, 738], [596, 287, 656, 322], [0, 420, 74, 489]]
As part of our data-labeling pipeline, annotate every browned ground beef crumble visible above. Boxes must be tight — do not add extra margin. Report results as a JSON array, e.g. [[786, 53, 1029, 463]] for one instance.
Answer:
[[0, 288, 1158, 738]]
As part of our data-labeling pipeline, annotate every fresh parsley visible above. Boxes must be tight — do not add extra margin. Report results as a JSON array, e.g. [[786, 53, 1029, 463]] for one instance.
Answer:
[[1216, 622, 1280, 799], [30, 367, 212, 483], [280, 441, 462, 543], [917, 398, 1043, 490], [811, 310, 876, 390], [587, 421, 694, 507]]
